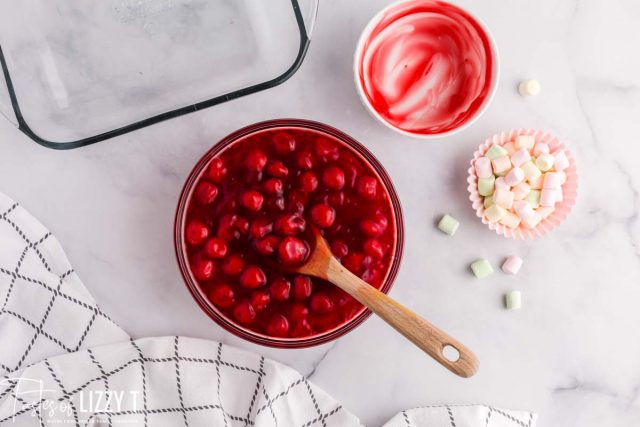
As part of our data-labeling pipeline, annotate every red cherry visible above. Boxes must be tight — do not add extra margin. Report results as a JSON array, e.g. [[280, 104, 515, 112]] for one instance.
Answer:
[[254, 235, 280, 256], [195, 182, 219, 205], [192, 258, 215, 281], [296, 151, 315, 170], [249, 219, 273, 239], [266, 314, 290, 337], [360, 219, 385, 237], [209, 283, 234, 308], [314, 138, 340, 162], [286, 191, 308, 213], [204, 237, 228, 259], [328, 191, 346, 208], [310, 204, 336, 228], [240, 265, 267, 289], [322, 166, 345, 190], [310, 293, 334, 314], [266, 196, 286, 212], [218, 214, 239, 240], [186, 221, 209, 246], [290, 303, 309, 321], [291, 319, 313, 337], [363, 239, 385, 260], [299, 171, 318, 192], [240, 190, 264, 211], [357, 176, 378, 199], [233, 300, 256, 325], [275, 213, 306, 235], [221, 254, 245, 276], [342, 253, 364, 274], [250, 290, 271, 312], [270, 277, 291, 301], [208, 158, 227, 183], [292, 276, 313, 301], [266, 161, 289, 178], [331, 240, 349, 258], [263, 178, 284, 195], [278, 237, 309, 265], [273, 132, 296, 154], [245, 149, 268, 172], [361, 268, 382, 285]]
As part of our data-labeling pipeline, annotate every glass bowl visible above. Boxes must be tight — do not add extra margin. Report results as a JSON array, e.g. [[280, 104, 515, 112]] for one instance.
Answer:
[[174, 119, 404, 348]]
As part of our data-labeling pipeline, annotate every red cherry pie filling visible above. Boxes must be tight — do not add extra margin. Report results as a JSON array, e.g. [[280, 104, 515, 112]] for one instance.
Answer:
[[181, 125, 398, 340]]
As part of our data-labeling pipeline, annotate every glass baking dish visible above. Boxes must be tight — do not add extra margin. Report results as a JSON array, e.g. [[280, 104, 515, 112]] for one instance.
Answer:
[[0, 0, 317, 149]]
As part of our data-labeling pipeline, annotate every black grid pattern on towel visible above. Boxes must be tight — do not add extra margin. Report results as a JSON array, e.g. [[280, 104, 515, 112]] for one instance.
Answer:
[[0, 337, 344, 426], [0, 201, 121, 376], [399, 404, 535, 427]]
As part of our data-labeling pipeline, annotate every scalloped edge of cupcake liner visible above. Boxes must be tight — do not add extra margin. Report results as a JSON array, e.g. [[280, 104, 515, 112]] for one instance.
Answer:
[[467, 128, 578, 239]]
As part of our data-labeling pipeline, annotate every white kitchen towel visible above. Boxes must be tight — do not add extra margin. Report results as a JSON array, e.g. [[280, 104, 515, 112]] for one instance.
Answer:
[[0, 191, 537, 426]]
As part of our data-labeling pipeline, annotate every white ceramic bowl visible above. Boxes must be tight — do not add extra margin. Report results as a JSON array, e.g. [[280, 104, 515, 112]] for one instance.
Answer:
[[353, 0, 500, 139]]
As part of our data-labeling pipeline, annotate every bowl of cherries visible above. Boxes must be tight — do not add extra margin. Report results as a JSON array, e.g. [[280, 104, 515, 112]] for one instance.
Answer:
[[175, 119, 404, 347]]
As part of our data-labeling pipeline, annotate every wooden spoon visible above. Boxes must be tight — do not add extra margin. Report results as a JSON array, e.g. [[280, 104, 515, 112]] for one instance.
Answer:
[[293, 228, 479, 378]]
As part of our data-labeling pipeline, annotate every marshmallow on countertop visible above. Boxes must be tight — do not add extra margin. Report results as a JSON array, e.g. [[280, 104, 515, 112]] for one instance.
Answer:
[[505, 290, 522, 310], [502, 256, 523, 275], [438, 214, 460, 236], [518, 79, 541, 97], [471, 259, 494, 279]]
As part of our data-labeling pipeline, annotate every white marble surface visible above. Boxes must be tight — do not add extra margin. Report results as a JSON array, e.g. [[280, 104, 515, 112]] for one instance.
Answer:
[[1, 0, 640, 425]]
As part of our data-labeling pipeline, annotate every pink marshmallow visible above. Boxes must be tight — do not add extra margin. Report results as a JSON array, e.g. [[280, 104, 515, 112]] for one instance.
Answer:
[[553, 150, 570, 171], [533, 142, 550, 156], [492, 188, 515, 209], [474, 157, 493, 178], [492, 156, 512, 175], [514, 200, 535, 220], [504, 167, 525, 186], [502, 256, 523, 275], [540, 189, 557, 207], [495, 176, 509, 190], [543, 172, 562, 189], [510, 148, 531, 167]]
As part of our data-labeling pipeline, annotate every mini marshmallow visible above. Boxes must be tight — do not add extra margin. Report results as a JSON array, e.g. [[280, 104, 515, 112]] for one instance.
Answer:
[[505, 290, 522, 310], [535, 153, 554, 172], [525, 190, 541, 208], [543, 172, 562, 189], [503, 142, 516, 155], [499, 211, 521, 229], [514, 200, 535, 220], [553, 150, 569, 171], [512, 182, 530, 200], [528, 175, 543, 190], [504, 167, 525, 187], [557, 170, 567, 184], [502, 256, 523, 275], [515, 135, 535, 150], [518, 79, 541, 96], [483, 196, 494, 208], [533, 142, 550, 156], [510, 148, 531, 167], [485, 144, 508, 160], [522, 212, 542, 229], [478, 176, 496, 196], [474, 157, 493, 178], [491, 156, 512, 176], [536, 206, 555, 219], [521, 161, 542, 181], [438, 214, 460, 236], [470, 259, 494, 279], [492, 188, 515, 209], [485, 204, 507, 223], [495, 176, 509, 190], [540, 188, 557, 207]]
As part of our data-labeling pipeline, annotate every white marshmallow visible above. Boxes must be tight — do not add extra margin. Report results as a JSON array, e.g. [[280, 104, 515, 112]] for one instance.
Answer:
[[540, 189, 557, 207], [521, 161, 542, 181], [504, 167, 525, 187], [512, 182, 530, 200], [495, 176, 509, 190], [543, 172, 562, 189], [491, 156, 512, 176], [533, 142, 550, 156], [553, 150, 570, 171], [529, 175, 543, 190], [522, 212, 542, 229], [536, 206, 555, 219], [518, 80, 541, 97], [514, 200, 535, 220], [516, 135, 535, 150], [485, 204, 507, 223], [475, 157, 493, 178], [500, 212, 521, 229], [493, 188, 515, 209], [510, 148, 531, 167], [535, 153, 555, 172]]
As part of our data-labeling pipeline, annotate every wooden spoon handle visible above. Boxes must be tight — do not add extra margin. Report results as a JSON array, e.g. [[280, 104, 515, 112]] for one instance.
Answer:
[[326, 260, 479, 378]]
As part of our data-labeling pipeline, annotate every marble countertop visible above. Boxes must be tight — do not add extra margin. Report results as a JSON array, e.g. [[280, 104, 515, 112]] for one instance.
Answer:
[[1, 0, 639, 425]]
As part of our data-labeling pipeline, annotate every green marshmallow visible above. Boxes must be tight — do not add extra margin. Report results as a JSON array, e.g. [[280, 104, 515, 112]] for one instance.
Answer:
[[478, 176, 495, 196], [437, 214, 460, 236], [485, 144, 508, 160], [505, 290, 522, 310], [525, 190, 541, 208], [470, 258, 494, 279]]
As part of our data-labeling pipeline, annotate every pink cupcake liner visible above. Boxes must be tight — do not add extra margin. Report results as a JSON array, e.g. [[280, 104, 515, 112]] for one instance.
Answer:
[[467, 128, 578, 239]]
